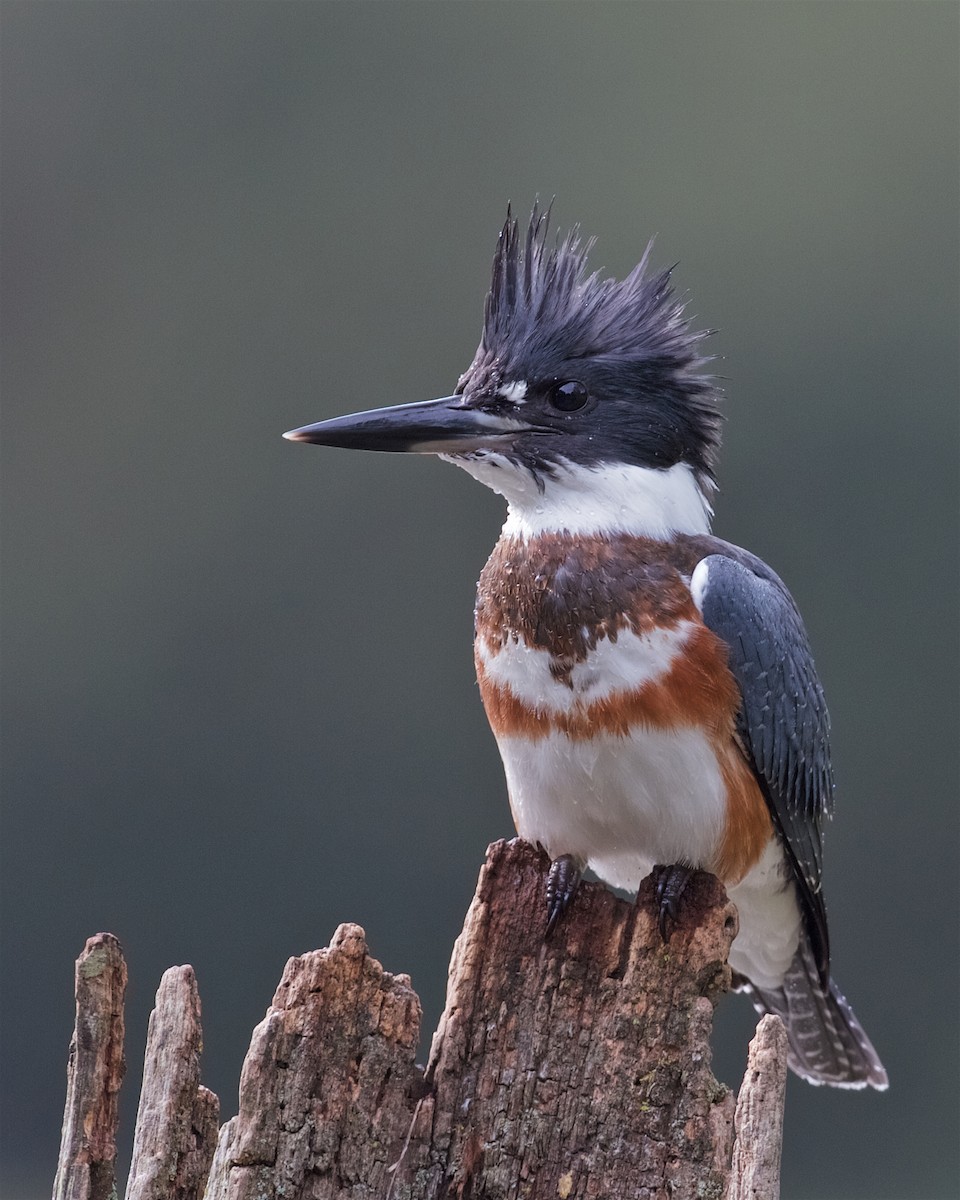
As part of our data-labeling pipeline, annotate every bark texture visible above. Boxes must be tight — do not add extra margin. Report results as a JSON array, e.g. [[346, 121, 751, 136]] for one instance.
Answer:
[[204, 923, 423, 1200], [53, 839, 787, 1200], [207, 839, 739, 1199], [402, 838, 739, 1198], [126, 966, 219, 1200], [727, 1014, 788, 1200], [53, 932, 128, 1200]]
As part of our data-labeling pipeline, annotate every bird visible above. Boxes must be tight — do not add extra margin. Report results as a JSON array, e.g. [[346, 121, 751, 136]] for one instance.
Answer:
[[284, 204, 888, 1090]]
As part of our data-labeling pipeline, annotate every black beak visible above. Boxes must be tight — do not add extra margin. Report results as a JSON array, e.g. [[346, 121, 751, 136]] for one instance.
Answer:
[[283, 395, 526, 455]]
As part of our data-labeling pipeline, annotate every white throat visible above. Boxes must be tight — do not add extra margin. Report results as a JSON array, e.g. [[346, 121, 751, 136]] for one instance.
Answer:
[[445, 453, 713, 540]]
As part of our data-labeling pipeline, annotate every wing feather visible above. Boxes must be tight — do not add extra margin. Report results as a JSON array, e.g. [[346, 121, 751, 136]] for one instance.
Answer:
[[692, 553, 833, 981]]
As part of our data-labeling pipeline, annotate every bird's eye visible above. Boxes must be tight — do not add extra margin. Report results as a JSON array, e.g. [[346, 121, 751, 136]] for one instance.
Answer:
[[548, 380, 590, 412]]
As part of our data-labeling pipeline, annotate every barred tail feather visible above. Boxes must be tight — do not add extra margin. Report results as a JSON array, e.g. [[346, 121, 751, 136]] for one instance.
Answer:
[[739, 936, 888, 1090]]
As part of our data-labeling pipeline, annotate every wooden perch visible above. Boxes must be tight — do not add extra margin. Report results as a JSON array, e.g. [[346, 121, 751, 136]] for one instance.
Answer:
[[406, 838, 740, 1197], [728, 1015, 788, 1200], [53, 933, 127, 1200], [54, 839, 787, 1200], [204, 923, 423, 1200], [126, 966, 220, 1200]]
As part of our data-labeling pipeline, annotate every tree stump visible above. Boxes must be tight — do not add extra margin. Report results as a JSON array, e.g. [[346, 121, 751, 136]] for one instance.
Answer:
[[727, 1015, 788, 1200], [126, 966, 220, 1200], [401, 838, 739, 1198], [53, 839, 786, 1200], [53, 932, 127, 1200]]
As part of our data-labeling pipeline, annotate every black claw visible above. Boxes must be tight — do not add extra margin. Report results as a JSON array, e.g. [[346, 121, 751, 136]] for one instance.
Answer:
[[653, 864, 694, 942], [545, 855, 582, 936]]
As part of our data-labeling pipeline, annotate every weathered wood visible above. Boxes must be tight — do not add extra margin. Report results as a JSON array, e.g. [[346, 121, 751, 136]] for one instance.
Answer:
[[203, 923, 424, 1200], [402, 838, 739, 1198], [126, 966, 219, 1200], [727, 1014, 788, 1200], [204, 839, 741, 1199], [53, 932, 127, 1200], [55, 839, 791, 1200]]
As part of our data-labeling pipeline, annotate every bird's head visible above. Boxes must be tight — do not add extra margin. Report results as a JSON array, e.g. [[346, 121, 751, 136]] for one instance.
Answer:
[[286, 205, 721, 539]]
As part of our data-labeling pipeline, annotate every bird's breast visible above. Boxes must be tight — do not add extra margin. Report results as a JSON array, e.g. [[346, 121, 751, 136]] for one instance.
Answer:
[[474, 531, 739, 739], [474, 531, 772, 885]]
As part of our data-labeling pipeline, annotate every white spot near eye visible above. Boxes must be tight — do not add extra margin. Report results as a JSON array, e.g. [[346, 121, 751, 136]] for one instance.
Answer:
[[498, 381, 528, 403]]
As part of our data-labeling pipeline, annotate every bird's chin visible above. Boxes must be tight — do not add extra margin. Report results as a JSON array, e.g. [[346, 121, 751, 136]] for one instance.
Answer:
[[439, 447, 550, 509], [440, 446, 502, 463], [438, 447, 509, 474]]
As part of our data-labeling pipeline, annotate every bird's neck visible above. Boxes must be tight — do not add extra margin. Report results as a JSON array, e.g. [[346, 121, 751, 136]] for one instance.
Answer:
[[456, 456, 714, 541]]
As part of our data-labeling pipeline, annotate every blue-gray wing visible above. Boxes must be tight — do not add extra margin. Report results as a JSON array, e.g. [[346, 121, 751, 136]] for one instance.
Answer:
[[692, 552, 833, 980]]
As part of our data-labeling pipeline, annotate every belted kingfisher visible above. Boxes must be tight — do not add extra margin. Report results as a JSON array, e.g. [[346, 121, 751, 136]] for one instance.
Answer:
[[285, 206, 887, 1090]]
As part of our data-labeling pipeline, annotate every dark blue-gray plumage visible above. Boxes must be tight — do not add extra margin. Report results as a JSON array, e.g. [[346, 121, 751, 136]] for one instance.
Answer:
[[694, 551, 832, 977], [456, 204, 724, 491], [690, 549, 884, 1085]]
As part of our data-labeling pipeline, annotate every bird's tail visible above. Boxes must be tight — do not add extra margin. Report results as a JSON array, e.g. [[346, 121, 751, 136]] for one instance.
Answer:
[[737, 935, 888, 1090]]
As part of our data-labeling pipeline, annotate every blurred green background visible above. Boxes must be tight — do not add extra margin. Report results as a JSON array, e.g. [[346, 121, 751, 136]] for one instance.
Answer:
[[2, 3, 957, 1197]]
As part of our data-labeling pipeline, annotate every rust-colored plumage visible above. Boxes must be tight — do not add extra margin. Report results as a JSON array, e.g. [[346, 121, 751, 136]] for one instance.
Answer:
[[475, 531, 773, 885]]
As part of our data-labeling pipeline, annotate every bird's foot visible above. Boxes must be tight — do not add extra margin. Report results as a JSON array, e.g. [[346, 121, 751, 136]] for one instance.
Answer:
[[652, 863, 694, 941], [545, 854, 582, 936]]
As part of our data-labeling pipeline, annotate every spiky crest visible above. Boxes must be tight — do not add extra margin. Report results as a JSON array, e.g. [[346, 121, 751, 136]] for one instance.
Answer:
[[459, 204, 723, 492]]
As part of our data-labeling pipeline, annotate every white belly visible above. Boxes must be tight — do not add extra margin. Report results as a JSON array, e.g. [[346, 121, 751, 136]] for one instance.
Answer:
[[727, 840, 803, 989], [481, 622, 802, 990], [480, 619, 728, 887], [497, 728, 801, 987], [495, 726, 727, 891]]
